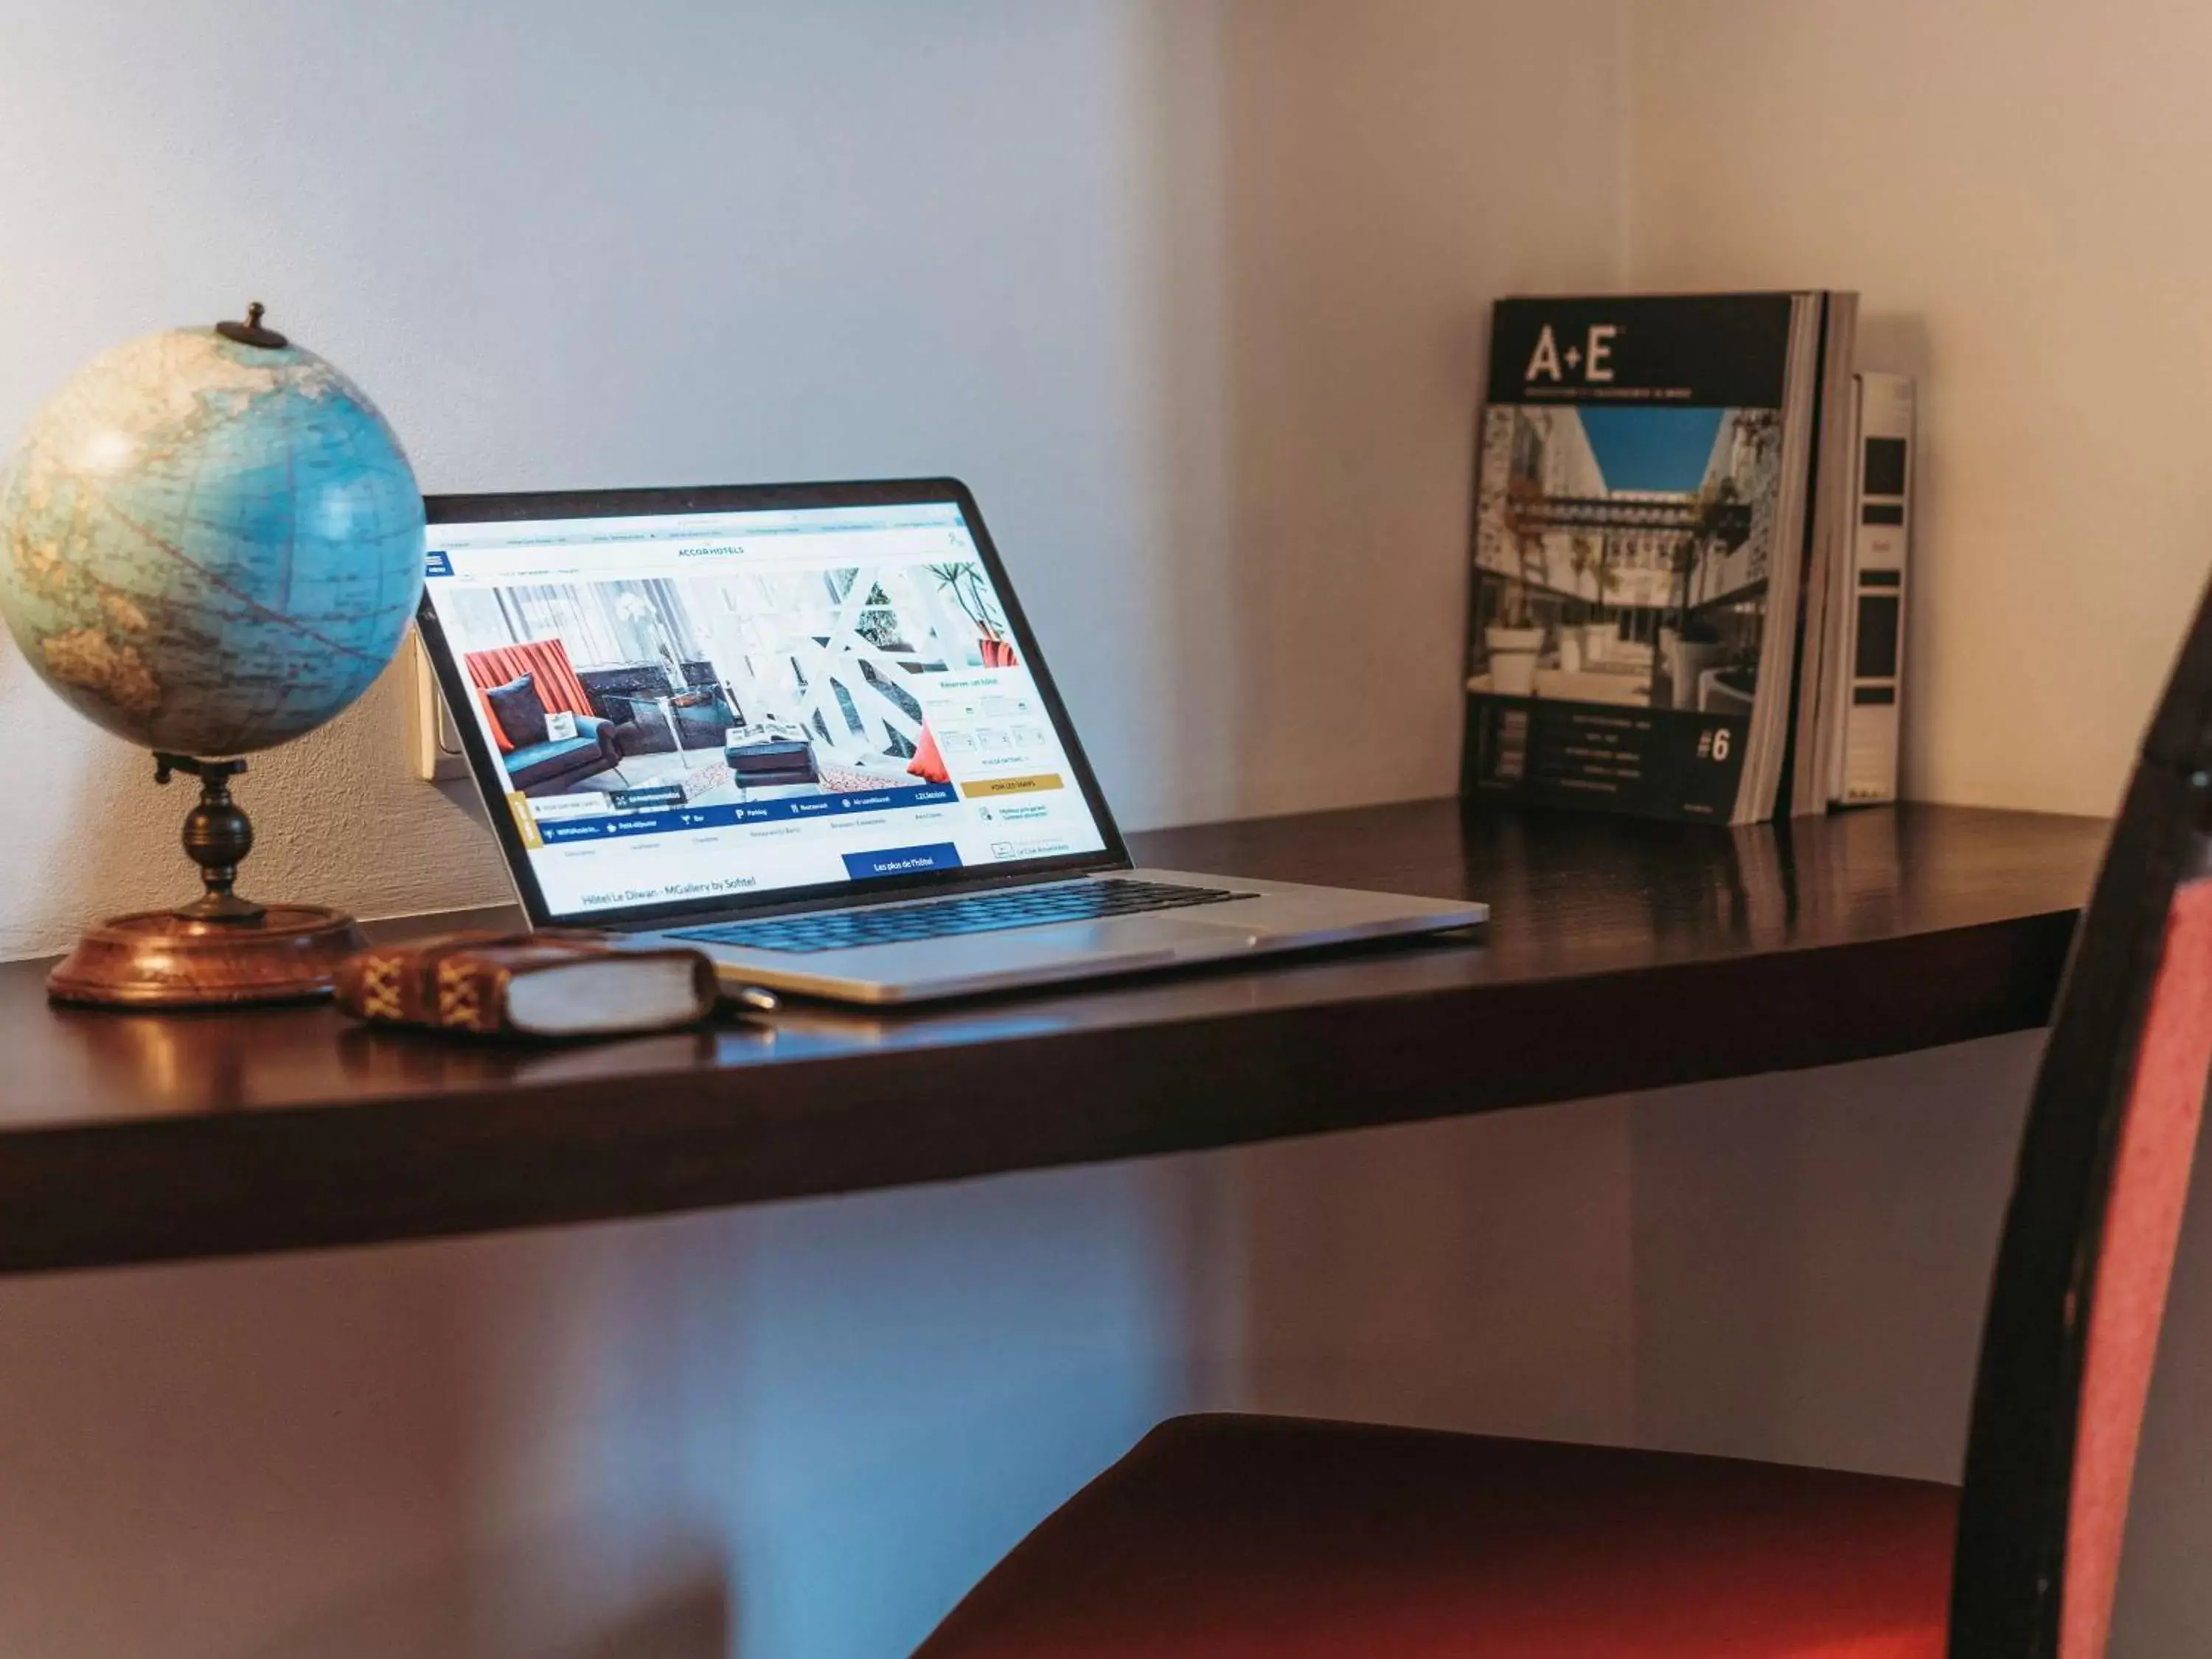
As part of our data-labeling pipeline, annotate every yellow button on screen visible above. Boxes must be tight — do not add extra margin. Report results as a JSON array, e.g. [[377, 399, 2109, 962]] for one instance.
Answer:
[[507, 792, 543, 848], [961, 773, 1064, 799]]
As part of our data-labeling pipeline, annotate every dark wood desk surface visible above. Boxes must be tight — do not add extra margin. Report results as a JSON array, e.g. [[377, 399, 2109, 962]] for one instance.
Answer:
[[0, 799, 2106, 1276]]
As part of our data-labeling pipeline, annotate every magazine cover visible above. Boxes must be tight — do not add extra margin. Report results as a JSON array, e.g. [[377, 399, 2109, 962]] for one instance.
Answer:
[[1461, 294, 1804, 821]]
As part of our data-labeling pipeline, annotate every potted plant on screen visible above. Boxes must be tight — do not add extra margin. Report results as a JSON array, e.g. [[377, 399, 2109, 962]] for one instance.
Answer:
[[925, 562, 1016, 667]]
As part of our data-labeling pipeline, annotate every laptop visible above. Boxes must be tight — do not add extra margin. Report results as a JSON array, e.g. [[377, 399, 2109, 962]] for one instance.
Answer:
[[416, 480, 1484, 1004]]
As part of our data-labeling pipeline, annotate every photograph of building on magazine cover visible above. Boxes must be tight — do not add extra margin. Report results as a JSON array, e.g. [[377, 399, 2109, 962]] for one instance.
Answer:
[[1467, 400, 1780, 717]]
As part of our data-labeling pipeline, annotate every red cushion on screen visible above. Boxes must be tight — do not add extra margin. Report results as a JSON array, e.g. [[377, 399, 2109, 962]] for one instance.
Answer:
[[915, 1415, 1957, 1659], [464, 639, 596, 754], [474, 687, 515, 753]]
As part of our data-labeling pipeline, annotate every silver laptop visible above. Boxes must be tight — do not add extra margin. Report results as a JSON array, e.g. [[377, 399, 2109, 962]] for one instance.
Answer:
[[416, 480, 1484, 1004]]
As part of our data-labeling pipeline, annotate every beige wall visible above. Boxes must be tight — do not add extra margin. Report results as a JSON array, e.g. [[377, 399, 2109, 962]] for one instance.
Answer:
[[1630, 0, 2212, 817]]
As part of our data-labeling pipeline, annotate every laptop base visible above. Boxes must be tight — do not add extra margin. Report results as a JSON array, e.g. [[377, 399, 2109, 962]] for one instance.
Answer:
[[635, 869, 1486, 1005]]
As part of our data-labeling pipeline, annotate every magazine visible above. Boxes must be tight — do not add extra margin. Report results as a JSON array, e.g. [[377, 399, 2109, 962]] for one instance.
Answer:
[[1789, 292, 1864, 815], [1460, 292, 1851, 824]]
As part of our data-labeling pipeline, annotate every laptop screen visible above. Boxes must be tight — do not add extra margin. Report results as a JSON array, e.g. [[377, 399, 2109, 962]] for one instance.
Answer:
[[420, 498, 1111, 920]]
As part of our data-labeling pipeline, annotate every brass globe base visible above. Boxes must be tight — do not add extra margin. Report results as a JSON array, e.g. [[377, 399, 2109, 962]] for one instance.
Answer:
[[47, 904, 368, 1009], [45, 751, 366, 1009]]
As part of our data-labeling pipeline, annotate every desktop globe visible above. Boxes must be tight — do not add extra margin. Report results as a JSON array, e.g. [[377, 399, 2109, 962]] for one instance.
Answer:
[[0, 305, 427, 1007], [0, 307, 423, 754]]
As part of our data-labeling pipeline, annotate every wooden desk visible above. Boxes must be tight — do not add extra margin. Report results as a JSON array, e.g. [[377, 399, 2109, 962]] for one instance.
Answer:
[[0, 799, 2104, 1277]]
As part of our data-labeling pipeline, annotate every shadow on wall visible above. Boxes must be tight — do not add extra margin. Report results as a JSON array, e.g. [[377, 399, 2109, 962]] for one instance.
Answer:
[[1629, 1030, 2040, 1480], [235, 1524, 731, 1659], [1166, 1096, 1638, 1444], [1141, 0, 1625, 826], [575, 1585, 732, 1659]]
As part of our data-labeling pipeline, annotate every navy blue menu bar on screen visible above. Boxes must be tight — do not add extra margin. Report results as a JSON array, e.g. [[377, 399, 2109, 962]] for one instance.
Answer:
[[537, 783, 960, 845]]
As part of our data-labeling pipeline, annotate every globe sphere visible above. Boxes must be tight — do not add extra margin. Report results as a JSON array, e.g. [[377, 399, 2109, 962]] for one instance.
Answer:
[[0, 324, 425, 756]]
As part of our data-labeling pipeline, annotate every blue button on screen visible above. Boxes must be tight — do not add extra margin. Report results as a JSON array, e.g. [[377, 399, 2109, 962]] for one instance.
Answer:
[[842, 843, 963, 880]]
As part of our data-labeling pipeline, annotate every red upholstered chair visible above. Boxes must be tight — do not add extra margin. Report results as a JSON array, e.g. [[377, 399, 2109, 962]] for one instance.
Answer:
[[914, 584, 2212, 1659], [463, 638, 598, 751]]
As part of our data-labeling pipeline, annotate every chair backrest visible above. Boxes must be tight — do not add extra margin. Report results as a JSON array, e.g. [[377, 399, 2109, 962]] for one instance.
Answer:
[[1952, 581, 2212, 1658]]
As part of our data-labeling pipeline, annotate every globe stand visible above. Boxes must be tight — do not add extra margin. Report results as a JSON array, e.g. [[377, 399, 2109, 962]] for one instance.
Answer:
[[46, 755, 367, 1009]]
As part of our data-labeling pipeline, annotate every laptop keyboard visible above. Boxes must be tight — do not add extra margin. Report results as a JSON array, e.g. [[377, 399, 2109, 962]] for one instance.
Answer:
[[669, 878, 1255, 955]]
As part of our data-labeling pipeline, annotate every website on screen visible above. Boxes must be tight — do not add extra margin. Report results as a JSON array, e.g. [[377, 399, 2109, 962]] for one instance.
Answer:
[[421, 503, 1109, 917]]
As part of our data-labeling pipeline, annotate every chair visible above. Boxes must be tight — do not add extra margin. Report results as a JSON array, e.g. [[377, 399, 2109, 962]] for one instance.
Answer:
[[462, 639, 627, 795], [581, 665, 742, 756], [913, 582, 2212, 1659]]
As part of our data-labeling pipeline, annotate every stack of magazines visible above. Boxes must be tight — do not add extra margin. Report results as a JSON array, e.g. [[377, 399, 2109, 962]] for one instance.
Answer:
[[1460, 291, 1869, 824]]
